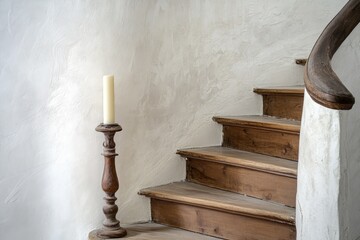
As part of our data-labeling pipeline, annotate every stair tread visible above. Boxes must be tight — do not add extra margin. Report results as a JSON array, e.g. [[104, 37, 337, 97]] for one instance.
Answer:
[[254, 86, 304, 95], [90, 222, 221, 240], [177, 146, 297, 177], [295, 59, 307, 65], [139, 182, 295, 225], [213, 115, 300, 133]]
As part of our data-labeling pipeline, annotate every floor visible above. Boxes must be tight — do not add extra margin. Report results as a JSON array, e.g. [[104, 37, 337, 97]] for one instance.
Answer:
[[89, 222, 221, 240]]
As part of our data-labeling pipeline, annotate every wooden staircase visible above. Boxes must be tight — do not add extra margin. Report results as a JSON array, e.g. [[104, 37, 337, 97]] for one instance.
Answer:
[[139, 86, 304, 239]]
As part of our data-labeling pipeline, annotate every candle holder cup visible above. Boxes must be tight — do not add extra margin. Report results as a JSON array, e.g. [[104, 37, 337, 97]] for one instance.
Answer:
[[89, 123, 127, 239]]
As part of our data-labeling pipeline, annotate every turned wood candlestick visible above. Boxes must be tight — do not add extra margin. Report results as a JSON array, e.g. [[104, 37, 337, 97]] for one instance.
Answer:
[[94, 123, 127, 239]]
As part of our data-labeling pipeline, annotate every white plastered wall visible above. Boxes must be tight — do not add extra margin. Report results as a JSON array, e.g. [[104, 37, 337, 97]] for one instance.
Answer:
[[297, 92, 342, 239], [0, 1, 347, 239], [334, 23, 360, 240]]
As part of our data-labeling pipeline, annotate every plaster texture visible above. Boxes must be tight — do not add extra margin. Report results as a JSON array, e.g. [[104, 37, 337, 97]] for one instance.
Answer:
[[334, 23, 360, 240], [297, 91, 342, 239], [297, 19, 360, 240], [0, 0, 347, 239]]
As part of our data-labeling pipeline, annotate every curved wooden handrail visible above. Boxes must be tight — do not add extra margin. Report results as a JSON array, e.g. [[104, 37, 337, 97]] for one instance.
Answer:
[[305, 0, 360, 110]]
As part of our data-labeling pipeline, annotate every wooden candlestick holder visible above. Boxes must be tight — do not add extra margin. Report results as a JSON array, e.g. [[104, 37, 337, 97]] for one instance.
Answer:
[[92, 123, 127, 239]]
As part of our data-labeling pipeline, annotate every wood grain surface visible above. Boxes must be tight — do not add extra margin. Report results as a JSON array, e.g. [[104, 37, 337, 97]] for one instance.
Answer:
[[305, 0, 359, 110], [178, 146, 297, 206], [151, 199, 296, 240], [139, 181, 295, 224], [89, 222, 220, 240], [222, 125, 299, 161], [177, 146, 297, 177], [263, 94, 303, 120], [138, 86, 305, 238], [186, 159, 297, 207], [254, 86, 304, 95], [213, 115, 300, 133]]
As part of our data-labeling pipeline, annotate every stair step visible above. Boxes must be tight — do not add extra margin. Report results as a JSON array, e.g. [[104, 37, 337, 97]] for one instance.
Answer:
[[90, 222, 221, 240], [177, 146, 297, 176], [253, 86, 304, 95], [254, 86, 304, 120], [213, 115, 301, 132], [213, 115, 300, 161], [295, 59, 307, 65], [177, 146, 297, 207], [139, 182, 296, 240]]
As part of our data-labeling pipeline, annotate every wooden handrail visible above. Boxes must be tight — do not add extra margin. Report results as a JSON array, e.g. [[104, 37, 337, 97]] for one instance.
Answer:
[[305, 0, 360, 110]]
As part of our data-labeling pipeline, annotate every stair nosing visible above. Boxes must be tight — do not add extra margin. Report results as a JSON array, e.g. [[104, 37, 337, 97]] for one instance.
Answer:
[[177, 146, 297, 178], [254, 86, 304, 95], [139, 182, 296, 225], [213, 115, 300, 133]]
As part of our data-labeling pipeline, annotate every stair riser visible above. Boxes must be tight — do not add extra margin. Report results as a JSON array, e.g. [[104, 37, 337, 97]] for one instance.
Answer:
[[222, 126, 299, 161], [151, 199, 296, 240], [263, 95, 303, 120], [186, 158, 297, 207]]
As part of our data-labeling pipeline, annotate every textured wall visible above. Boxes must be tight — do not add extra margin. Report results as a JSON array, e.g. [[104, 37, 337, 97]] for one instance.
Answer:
[[297, 92, 342, 239], [334, 24, 360, 240], [0, 0, 346, 239], [297, 14, 360, 240]]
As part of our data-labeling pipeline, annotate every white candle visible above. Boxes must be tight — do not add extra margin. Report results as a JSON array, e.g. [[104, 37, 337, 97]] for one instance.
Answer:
[[103, 75, 115, 124]]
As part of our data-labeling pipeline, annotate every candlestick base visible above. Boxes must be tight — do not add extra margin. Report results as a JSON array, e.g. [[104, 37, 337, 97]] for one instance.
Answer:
[[89, 123, 126, 239], [96, 227, 127, 239], [88, 227, 127, 239]]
